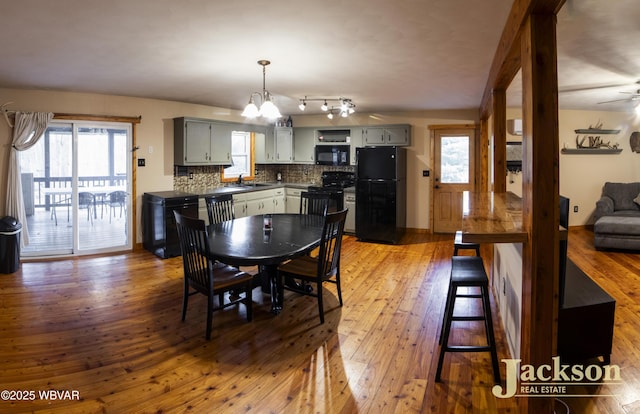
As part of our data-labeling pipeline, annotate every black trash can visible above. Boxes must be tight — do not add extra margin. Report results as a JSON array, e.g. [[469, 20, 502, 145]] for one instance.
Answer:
[[0, 216, 22, 274]]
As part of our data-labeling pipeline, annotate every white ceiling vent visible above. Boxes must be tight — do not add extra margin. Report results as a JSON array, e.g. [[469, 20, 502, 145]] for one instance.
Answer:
[[507, 119, 522, 136]]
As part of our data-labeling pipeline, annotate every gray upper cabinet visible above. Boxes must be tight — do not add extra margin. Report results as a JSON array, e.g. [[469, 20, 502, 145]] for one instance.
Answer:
[[349, 127, 363, 165], [174, 117, 233, 166], [173, 118, 211, 165], [254, 131, 267, 164], [363, 124, 411, 146], [263, 125, 275, 163], [274, 127, 293, 163], [293, 127, 315, 164], [210, 122, 233, 164]]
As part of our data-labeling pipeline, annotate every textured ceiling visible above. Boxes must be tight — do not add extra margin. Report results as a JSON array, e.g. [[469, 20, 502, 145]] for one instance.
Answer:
[[509, 0, 640, 112], [0, 0, 638, 116]]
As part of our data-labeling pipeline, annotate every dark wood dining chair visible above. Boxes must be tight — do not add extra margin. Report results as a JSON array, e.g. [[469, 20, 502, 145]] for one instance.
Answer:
[[204, 193, 235, 224], [278, 208, 348, 324], [173, 211, 253, 340], [300, 191, 330, 216]]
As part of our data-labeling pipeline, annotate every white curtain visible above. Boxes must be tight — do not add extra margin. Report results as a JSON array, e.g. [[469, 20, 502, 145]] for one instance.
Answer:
[[5, 111, 54, 246]]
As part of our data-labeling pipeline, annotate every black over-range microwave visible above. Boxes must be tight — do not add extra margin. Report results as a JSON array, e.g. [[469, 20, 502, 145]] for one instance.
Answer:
[[315, 145, 350, 166]]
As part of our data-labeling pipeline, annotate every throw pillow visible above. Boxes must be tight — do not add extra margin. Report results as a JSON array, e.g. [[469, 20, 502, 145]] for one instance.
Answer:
[[635, 193, 640, 207]]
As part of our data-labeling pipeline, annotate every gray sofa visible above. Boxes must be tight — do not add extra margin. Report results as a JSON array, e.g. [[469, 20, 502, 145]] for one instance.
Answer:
[[593, 182, 640, 250]]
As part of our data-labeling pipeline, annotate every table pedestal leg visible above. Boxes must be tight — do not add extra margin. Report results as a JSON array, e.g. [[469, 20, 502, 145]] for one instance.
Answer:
[[265, 264, 283, 314]]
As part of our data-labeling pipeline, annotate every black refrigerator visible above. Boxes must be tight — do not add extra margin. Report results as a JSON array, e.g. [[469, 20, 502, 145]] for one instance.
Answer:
[[355, 146, 406, 244]]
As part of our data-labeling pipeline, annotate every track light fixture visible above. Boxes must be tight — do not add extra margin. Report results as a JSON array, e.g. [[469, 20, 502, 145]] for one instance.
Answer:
[[242, 60, 282, 121], [298, 96, 356, 118]]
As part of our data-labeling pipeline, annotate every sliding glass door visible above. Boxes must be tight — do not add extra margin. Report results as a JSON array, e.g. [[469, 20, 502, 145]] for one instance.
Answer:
[[20, 121, 132, 257]]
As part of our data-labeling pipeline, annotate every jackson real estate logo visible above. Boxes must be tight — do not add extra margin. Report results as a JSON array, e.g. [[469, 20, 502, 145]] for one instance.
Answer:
[[492, 357, 622, 399]]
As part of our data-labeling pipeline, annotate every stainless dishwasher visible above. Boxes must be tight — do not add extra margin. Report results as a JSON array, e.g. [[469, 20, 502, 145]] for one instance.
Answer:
[[344, 190, 356, 234]]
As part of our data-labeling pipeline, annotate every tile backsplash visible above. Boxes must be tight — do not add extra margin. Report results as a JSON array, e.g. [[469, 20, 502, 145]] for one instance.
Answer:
[[173, 164, 355, 193]]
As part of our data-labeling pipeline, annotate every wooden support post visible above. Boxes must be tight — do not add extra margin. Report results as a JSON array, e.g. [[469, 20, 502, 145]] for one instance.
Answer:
[[519, 11, 560, 414], [493, 89, 507, 192], [479, 119, 490, 192]]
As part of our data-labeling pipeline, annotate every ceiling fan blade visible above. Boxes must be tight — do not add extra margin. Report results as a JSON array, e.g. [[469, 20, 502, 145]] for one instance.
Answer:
[[559, 80, 640, 94], [597, 98, 631, 104]]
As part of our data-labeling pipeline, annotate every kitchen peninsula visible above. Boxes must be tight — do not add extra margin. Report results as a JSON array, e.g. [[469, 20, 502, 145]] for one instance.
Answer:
[[460, 191, 527, 244], [461, 191, 615, 363]]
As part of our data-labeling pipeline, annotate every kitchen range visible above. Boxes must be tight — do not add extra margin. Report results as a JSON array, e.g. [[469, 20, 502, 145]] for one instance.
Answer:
[[307, 171, 355, 212]]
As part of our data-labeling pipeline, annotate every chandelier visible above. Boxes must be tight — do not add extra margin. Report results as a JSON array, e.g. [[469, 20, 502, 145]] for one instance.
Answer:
[[242, 60, 282, 120], [298, 96, 356, 119]]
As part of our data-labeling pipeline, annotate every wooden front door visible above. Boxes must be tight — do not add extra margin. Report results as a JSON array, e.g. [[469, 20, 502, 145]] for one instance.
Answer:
[[433, 127, 476, 233]]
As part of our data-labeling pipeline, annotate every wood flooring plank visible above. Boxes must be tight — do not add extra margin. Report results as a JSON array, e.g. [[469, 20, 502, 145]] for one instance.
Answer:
[[11, 229, 640, 413]]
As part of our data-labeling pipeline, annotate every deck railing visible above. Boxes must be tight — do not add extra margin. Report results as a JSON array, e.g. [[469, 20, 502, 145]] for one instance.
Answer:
[[25, 175, 127, 210]]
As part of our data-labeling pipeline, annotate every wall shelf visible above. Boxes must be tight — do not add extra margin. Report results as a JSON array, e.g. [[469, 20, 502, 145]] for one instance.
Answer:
[[574, 128, 621, 134], [561, 148, 623, 154]]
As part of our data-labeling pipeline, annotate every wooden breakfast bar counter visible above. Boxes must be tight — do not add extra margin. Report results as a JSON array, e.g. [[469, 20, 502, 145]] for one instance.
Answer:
[[460, 191, 527, 244], [461, 191, 613, 364]]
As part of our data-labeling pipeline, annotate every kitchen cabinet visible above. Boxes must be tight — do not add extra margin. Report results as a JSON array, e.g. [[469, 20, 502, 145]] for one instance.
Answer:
[[245, 190, 274, 216], [293, 127, 316, 164], [263, 126, 276, 163], [233, 193, 248, 217], [363, 125, 411, 146], [174, 118, 210, 165], [142, 191, 199, 258], [174, 117, 232, 165], [285, 187, 303, 213], [210, 122, 233, 164], [234, 189, 277, 217], [274, 127, 293, 163], [349, 127, 363, 165], [255, 131, 267, 163], [272, 188, 285, 213]]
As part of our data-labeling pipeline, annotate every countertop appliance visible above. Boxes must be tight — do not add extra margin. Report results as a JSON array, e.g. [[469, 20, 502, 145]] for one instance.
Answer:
[[307, 171, 355, 212], [315, 145, 350, 166], [355, 146, 406, 244], [142, 191, 198, 258]]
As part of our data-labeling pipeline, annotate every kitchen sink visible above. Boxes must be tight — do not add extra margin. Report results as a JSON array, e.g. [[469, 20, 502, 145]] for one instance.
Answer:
[[228, 182, 271, 188]]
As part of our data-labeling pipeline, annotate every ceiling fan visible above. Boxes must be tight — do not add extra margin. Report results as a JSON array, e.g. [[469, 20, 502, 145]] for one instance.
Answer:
[[598, 89, 640, 105]]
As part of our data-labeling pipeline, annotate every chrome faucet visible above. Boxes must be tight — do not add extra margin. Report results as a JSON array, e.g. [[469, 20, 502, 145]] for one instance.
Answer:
[[237, 174, 243, 185]]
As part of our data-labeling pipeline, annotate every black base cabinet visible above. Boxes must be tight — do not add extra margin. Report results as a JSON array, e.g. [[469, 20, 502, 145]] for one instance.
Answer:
[[142, 191, 198, 259], [558, 259, 616, 364]]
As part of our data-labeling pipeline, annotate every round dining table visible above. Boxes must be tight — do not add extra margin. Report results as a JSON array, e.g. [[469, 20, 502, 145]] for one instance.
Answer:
[[206, 213, 325, 314]]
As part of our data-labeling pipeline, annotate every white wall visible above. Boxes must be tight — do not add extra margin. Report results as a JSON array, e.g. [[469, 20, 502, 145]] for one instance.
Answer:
[[503, 108, 640, 225]]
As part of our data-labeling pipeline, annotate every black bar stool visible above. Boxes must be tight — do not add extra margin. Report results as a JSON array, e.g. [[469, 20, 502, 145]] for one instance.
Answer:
[[436, 256, 501, 384], [454, 230, 480, 256]]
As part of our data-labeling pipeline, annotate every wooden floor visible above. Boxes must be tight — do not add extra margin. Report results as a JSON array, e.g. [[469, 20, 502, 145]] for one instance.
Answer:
[[0, 227, 638, 413]]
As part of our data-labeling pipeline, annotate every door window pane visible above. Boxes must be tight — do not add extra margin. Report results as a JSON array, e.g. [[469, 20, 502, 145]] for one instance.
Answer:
[[19, 122, 131, 257], [440, 135, 470, 184]]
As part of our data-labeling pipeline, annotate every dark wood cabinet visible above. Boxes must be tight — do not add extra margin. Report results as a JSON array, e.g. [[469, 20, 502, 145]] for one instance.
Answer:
[[558, 259, 615, 363], [142, 191, 198, 259]]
